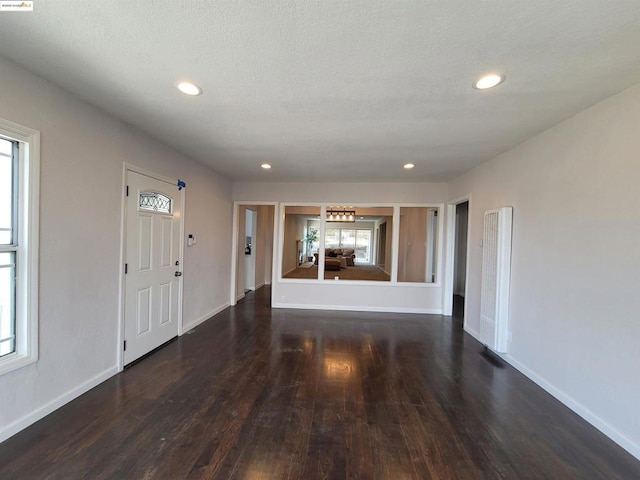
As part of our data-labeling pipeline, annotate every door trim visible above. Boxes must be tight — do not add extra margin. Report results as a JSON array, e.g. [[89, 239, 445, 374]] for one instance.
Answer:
[[117, 163, 185, 372], [443, 195, 471, 328], [230, 201, 279, 308]]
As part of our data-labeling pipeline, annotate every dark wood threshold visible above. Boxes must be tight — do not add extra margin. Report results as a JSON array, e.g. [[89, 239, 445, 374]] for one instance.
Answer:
[[124, 335, 178, 370]]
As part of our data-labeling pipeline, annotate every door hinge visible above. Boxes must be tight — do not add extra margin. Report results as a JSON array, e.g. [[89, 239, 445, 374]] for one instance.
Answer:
[[125, 263, 128, 274], [126, 185, 129, 196], [124, 340, 127, 351]]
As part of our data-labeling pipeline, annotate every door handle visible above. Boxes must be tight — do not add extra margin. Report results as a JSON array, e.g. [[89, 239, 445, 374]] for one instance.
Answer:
[[175, 271, 182, 277]]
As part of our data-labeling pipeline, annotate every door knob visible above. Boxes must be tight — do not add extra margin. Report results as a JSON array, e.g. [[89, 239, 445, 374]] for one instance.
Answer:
[[175, 271, 182, 277]]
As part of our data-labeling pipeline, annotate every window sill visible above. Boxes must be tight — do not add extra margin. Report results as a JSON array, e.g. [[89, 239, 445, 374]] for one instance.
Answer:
[[0, 351, 37, 377]]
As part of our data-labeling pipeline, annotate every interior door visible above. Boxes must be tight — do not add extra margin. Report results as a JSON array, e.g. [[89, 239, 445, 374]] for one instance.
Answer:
[[124, 170, 182, 365]]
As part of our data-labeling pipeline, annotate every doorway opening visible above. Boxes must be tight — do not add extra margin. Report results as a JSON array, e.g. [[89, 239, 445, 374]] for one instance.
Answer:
[[232, 203, 277, 305], [452, 201, 469, 323]]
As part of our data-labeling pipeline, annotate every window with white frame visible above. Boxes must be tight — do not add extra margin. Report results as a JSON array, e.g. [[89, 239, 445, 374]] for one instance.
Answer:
[[325, 227, 373, 263], [0, 119, 39, 376], [0, 137, 17, 357]]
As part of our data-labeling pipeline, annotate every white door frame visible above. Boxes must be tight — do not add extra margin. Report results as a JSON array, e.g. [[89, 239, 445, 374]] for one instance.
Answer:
[[117, 163, 186, 371], [230, 201, 279, 308], [442, 195, 471, 326]]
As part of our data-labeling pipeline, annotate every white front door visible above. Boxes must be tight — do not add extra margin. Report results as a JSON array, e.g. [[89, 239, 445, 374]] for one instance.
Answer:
[[124, 170, 182, 365]]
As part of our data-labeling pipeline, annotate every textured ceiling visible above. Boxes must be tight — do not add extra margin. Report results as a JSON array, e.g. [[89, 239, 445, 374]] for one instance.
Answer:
[[1, 1, 640, 182]]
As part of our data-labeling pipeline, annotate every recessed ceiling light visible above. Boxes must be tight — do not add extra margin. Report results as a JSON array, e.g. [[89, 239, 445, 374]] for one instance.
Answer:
[[177, 81, 202, 96], [404, 163, 415, 169], [261, 163, 271, 170], [473, 73, 505, 90]]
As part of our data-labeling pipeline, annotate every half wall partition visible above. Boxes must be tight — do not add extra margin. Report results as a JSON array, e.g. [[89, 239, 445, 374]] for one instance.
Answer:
[[275, 203, 444, 313]]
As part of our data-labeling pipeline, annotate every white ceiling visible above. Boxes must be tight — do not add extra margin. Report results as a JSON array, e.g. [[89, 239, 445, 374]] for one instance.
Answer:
[[1, 1, 640, 182]]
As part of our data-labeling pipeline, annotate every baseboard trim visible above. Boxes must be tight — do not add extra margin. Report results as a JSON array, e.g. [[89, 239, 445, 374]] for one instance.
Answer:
[[272, 302, 441, 315], [255, 281, 265, 289], [462, 325, 640, 460], [463, 325, 482, 342], [182, 302, 230, 332], [0, 366, 118, 444], [236, 293, 245, 302], [501, 353, 640, 460]]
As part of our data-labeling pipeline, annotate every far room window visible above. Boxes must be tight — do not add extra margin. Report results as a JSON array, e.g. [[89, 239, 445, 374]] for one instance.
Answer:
[[325, 227, 373, 264], [0, 119, 39, 376]]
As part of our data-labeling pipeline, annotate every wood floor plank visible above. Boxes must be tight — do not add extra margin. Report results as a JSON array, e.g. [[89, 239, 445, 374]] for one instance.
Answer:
[[0, 288, 639, 479]]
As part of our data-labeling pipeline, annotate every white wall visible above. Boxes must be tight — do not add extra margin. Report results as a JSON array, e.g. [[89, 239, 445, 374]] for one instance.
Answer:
[[260, 205, 275, 285], [233, 182, 448, 313], [448, 83, 640, 458], [233, 181, 447, 203], [181, 163, 233, 329], [0, 56, 232, 441]]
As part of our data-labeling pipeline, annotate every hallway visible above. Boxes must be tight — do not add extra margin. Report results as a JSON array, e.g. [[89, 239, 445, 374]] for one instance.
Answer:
[[0, 287, 638, 479]]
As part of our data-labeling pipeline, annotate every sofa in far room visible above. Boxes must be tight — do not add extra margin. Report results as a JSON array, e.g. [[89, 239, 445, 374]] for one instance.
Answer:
[[313, 248, 356, 268]]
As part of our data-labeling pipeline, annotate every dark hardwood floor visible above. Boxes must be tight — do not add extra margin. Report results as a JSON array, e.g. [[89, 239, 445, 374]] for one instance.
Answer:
[[1, 286, 639, 479]]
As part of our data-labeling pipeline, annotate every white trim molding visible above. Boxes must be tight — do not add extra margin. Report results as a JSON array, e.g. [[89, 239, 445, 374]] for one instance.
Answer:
[[182, 302, 230, 333], [230, 201, 279, 307], [0, 366, 118, 443], [0, 118, 40, 376], [463, 325, 640, 460], [442, 195, 471, 323], [503, 353, 640, 461], [272, 302, 442, 315], [117, 163, 186, 371]]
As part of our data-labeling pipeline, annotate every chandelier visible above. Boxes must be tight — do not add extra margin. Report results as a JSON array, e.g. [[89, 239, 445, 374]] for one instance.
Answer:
[[326, 207, 356, 223]]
